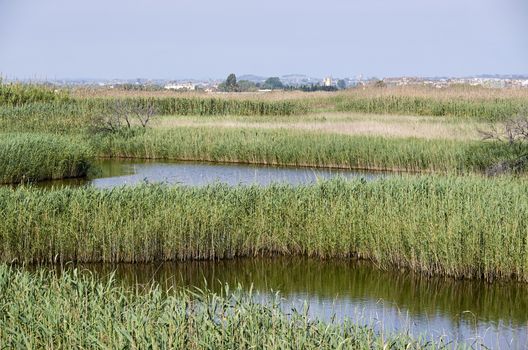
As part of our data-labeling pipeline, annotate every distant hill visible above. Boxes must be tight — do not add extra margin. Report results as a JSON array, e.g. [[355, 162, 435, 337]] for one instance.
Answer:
[[475, 74, 528, 80], [280, 74, 321, 86], [237, 74, 322, 86], [238, 74, 267, 83]]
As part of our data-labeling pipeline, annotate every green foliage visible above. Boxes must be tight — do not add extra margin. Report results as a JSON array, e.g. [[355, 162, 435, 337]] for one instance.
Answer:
[[93, 127, 516, 173], [0, 98, 307, 134], [226, 73, 237, 89], [218, 73, 239, 92], [263, 77, 284, 90], [0, 266, 445, 349], [335, 95, 528, 121], [1, 176, 527, 281], [114, 83, 165, 91], [0, 102, 90, 133], [237, 80, 258, 92], [0, 83, 69, 106], [0, 133, 92, 183]]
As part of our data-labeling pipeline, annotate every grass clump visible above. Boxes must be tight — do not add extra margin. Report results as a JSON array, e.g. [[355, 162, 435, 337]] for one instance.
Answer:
[[1, 176, 527, 281], [0, 266, 452, 349], [0, 133, 92, 184]]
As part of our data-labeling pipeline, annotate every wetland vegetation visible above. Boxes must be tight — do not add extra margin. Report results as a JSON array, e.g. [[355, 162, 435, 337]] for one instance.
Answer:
[[1, 82, 528, 348], [2, 177, 528, 282], [0, 133, 91, 184], [0, 266, 445, 349]]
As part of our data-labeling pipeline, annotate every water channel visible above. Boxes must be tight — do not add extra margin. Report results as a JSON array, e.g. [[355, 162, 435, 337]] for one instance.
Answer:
[[36, 159, 389, 188], [23, 160, 528, 348], [45, 258, 528, 349]]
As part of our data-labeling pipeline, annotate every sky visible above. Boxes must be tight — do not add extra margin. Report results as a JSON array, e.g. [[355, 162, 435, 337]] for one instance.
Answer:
[[0, 0, 527, 80]]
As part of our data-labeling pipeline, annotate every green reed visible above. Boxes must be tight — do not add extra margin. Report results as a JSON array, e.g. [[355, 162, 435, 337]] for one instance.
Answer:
[[1, 176, 527, 281], [0, 133, 92, 184], [0, 265, 457, 349], [93, 127, 519, 173], [0, 102, 92, 133], [0, 98, 307, 135], [0, 82, 69, 106], [333, 95, 528, 121]]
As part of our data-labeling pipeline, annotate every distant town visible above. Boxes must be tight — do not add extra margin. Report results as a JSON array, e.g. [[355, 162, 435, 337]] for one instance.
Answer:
[[5, 73, 528, 91]]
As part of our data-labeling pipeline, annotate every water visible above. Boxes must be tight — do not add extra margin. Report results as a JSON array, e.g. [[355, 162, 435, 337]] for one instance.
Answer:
[[20, 160, 528, 347], [36, 159, 389, 188], [60, 258, 528, 349]]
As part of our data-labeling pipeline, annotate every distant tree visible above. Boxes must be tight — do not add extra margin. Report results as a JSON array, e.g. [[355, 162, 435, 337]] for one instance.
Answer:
[[373, 79, 386, 88], [262, 77, 284, 90], [337, 79, 347, 90], [218, 73, 239, 92], [296, 84, 337, 92], [226, 73, 238, 91], [238, 80, 258, 92], [217, 82, 227, 91]]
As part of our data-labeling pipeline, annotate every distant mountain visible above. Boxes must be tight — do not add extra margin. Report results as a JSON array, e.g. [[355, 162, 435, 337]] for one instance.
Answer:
[[281, 74, 310, 79], [475, 74, 528, 80], [238, 74, 267, 83], [280, 74, 321, 86], [238, 74, 322, 86]]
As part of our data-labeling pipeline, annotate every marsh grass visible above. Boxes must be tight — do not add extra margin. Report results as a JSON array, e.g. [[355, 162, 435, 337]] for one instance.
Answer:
[[2, 177, 527, 281], [0, 134, 92, 184], [0, 102, 93, 133], [0, 97, 308, 134], [0, 82, 69, 106], [73, 85, 528, 120], [333, 95, 528, 121], [93, 127, 519, 173], [1, 85, 527, 138]]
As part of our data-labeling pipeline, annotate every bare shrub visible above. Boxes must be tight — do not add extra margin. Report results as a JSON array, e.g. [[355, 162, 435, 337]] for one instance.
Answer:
[[479, 111, 528, 175], [90, 100, 156, 134]]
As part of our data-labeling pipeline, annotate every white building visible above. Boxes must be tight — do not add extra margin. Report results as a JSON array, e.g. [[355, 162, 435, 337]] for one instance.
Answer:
[[164, 82, 196, 91]]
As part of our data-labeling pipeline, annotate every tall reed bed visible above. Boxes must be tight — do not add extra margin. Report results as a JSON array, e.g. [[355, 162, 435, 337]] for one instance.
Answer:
[[0, 266, 441, 349], [0, 82, 69, 106], [2, 177, 527, 281], [94, 127, 515, 173], [10, 97, 305, 117], [0, 134, 92, 184], [73, 84, 528, 102], [72, 97, 307, 116], [0, 102, 92, 133], [1, 88, 526, 136], [128, 97, 308, 116], [0, 97, 307, 133], [334, 95, 527, 121]]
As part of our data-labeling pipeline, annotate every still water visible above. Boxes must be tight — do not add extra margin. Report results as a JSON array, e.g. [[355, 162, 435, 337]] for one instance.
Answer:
[[26, 161, 528, 348], [58, 258, 528, 349], [37, 159, 389, 188]]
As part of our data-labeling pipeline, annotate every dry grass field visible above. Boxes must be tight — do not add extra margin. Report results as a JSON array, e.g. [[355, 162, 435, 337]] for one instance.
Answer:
[[154, 112, 487, 140]]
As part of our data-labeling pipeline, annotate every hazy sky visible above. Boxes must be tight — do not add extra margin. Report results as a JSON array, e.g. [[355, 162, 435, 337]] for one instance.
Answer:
[[0, 0, 527, 79]]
